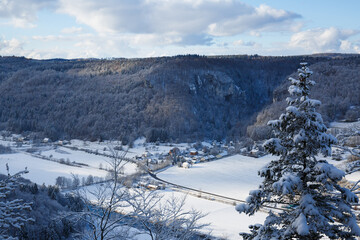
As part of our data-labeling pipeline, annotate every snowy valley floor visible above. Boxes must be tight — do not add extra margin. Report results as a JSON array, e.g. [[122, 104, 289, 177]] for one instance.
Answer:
[[0, 141, 358, 240]]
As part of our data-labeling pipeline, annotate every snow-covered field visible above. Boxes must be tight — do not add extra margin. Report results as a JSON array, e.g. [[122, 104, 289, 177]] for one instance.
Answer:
[[0, 152, 108, 185], [329, 120, 360, 129], [159, 190, 267, 240], [0, 140, 138, 185], [156, 155, 271, 239], [158, 154, 272, 200], [157, 153, 359, 239], [40, 146, 138, 174]]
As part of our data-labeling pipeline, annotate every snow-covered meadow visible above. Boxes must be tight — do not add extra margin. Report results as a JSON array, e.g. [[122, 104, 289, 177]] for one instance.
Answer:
[[157, 154, 274, 239], [0, 139, 139, 186], [158, 154, 272, 200], [0, 152, 108, 185]]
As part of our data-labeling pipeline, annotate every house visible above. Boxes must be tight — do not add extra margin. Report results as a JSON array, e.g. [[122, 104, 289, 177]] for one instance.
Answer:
[[189, 148, 198, 156], [249, 148, 265, 158], [147, 184, 160, 190], [142, 151, 152, 158], [169, 147, 181, 156]]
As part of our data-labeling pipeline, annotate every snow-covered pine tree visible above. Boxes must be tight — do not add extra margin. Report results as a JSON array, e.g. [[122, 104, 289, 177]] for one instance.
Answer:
[[0, 164, 33, 239], [236, 63, 360, 239]]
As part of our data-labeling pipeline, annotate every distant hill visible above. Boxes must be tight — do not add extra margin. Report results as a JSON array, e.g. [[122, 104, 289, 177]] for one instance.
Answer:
[[0, 54, 359, 143]]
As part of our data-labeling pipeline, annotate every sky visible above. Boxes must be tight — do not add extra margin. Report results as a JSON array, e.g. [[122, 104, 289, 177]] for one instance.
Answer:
[[0, 0, 360, 59]]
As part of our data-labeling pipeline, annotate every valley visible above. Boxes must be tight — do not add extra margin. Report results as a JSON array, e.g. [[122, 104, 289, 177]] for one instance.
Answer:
[[1, 124, 358, 239]]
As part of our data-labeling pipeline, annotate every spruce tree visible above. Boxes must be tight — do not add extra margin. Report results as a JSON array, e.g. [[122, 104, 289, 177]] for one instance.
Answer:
[[236, 63, 360, 239]]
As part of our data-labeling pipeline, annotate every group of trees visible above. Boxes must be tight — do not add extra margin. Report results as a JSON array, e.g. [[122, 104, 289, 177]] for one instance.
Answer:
[[55, 174, 105, 189]]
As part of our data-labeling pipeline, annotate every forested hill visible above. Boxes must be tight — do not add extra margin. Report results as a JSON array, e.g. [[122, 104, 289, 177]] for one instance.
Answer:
[[0, 54, 359, 143]]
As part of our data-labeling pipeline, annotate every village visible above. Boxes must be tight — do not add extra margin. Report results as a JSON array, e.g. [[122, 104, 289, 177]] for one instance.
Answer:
[[136, 140, 269, 169], [1, 125, 357, 195]]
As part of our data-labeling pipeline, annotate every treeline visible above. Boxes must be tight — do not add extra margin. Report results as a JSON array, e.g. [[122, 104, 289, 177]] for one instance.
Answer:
[[0, 54, 359, 143]]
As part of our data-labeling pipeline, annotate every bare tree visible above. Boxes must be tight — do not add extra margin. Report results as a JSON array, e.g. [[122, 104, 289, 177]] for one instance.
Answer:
[[73, 146, 208, 240], [75, 147, 133, 240], [127, 189, 209, 240]]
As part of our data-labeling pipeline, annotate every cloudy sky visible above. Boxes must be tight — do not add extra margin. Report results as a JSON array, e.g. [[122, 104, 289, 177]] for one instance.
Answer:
[[1, 0, 359, 59]]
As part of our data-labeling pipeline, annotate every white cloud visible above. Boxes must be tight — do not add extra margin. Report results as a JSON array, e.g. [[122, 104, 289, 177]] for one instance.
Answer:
[[32, 35, 73, 41], [208, 4, 301, 36], [233, 39, 259, 47], [58, 0, 301, 45], [61, 26, 83, 34], [0, 37, 24, 55], [0, 0, 55, 28], [354, 45, 360, 54], [288, 27, 360, 53]]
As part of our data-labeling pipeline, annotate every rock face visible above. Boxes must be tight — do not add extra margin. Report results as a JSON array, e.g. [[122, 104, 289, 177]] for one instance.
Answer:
[[0, 54, 359, 142]]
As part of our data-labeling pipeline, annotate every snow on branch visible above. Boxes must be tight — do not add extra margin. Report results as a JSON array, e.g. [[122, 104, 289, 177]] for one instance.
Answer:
[[286, 106, 300, 117], [272, 173, 302, 195], [288, 77, 300, 85], [292, 213, 309, 236], [263, 138, 286, 155], [267, 120, 280, 128], [302, 99, 321, 108], [314, 161, 345, 182], [288, 85, 302, 95]]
